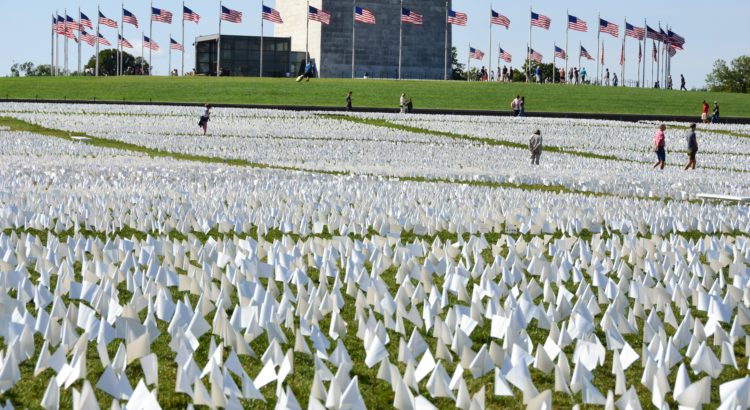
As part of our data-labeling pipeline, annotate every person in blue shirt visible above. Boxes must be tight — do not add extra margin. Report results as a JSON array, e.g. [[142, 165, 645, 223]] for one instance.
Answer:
[[535, 66, 542, 83], [304, 61, 313, 81]]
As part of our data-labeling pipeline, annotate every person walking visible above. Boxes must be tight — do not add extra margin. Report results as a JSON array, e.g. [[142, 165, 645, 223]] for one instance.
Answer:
[[346, 91, 353, 111], [529, 129, 543, 165], [684, 123, 698, 170], [511, 95, 520, 116], [519, 97, 526, 117], [701, 100, 710, 124], [604, 69, 610, 86], [711, 101, 720, 124], [613, 73, 619, 87], [304, 61, 314, 82], [653, 123, 667, 170], [400, 93, 406, 114], [680, 74, 687, 91], [580, 67, 587, 83], [574, 67, 579, 85], [198, 104, 211, 136], [535, 66, 542, 83]]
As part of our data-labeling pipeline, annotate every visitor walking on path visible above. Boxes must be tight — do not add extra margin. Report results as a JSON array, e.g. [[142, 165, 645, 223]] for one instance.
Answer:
[[580, 67, 587, 83], [304, 61, 314, 81], [535, 66, 542, 83], [511, 95, 520, 117], [346, 91, 353, 112], [684, 123, 698, 170], [711, 102, 720, 124], [701, 100, 710, 124], [680, 74, 687, 91], [519, 97, 526, 117], [400, 93, 406, 114], [529, 129, 543, 165], [653, 124, 667, 170], [604, 69, 610, 86], [198, 104, 211, 136]]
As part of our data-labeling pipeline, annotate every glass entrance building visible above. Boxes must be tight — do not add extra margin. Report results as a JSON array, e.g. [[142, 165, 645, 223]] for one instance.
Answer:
[[195, 35, 293, 77]]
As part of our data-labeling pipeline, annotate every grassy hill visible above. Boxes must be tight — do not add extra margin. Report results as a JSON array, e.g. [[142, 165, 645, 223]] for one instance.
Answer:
[[1, 76, 748, 117]]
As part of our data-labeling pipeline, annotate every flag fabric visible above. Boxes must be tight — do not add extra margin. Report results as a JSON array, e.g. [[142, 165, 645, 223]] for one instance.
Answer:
[[55, 15, 66, 34], [221, 6, 242, 23], [123, 9, 139, 28], [170, 38, 184, 51], [652, 41, 658, 62], [401, 8, 423, 25], [80, 30, 96, 46], [599, 19, 619, 37], [143, 35, 159, 51], [625, 22, 645, 40], [151, 7, 173, 24], [567, 15, 587, 32], [99, 12, 118, 28], [601, 44, 605, 65], [659, 28, 669, 43], [308, 6, 331, 25], [620, 44, 625, 66], [580, 46, 594, 61], [668, 30, 685, 49], [646, 25, 662, 41], [469, 47, 484, 60], [80, 12, 93, 30], [263, 5, 284, 24], [97, 33, 111, 46], [491, 10, 510, 28], [52, 16, 58, 32], [118, 34, 133, 49], [499, 47, 512, 63], [638, 43, 642, 62], [354, 7, 375, 24], [66, 15, 79, 32], [448, 10, 467, 26], [528, 48, 543, 63], [183, 6, 200, 23], [668, 44, 677, 57], [554, 46, 567, 60], [531, 12, 551, 29]]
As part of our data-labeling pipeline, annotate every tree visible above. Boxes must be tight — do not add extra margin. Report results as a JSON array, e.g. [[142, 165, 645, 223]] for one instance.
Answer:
[[521, 61, 557, 83], [706, 55, 750, 93], [10, 61, 36, 77], [28, 65, 53, 77], [450, 47, 466, 80], [84, 49, 150, 76]]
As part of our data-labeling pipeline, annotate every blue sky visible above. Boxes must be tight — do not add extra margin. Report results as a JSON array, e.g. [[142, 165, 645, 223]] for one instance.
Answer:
[[1, 0, 747, 87]]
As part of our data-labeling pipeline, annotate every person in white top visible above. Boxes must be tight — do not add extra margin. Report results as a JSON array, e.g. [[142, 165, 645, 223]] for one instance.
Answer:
[[399, 93, 406, 114], [199, 104, 211, 135]]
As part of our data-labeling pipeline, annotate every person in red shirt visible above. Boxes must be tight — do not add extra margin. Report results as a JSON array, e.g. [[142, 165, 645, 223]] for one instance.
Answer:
[[701, 100, 710, 124]]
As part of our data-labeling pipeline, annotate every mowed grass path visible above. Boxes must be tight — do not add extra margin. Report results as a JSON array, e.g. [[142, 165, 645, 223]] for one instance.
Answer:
[[1, 76, 750, 117]]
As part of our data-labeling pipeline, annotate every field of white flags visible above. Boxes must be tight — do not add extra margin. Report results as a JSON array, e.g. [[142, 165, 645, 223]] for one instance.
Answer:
[[0, 102, 749, 409]]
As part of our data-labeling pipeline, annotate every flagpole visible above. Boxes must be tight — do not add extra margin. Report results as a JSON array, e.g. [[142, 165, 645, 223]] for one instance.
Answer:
[[95, 6, 100, 76], [64, 8, 68, 76], [218, 1, 222, 77], [51, 15, 56, 77], [595, 13, 600, 85], [527, 4, 531, 82], [565, 9, 569, 84], [443, 1, 448, 80], [55, 12, 60, 76], [120, 1, 124, 76], [398, 0, 403, 79], [636, 41, 641, 88], [642, 19, 647, 88], [149, 0, 153, 76], [351, 0, 355, 79], [261, 2, 265, 78], [169, 33, 172, 75], [488, 4, 492, 82], [182, 1, 185, 76], [78, 8, 82, 74], [305, 0, 309, 68], [552, 43, 556, 84], [467, 44, 470, 81], [621, 17, 626, 87], [651, 40, 654, 88], [578, 41, 581, 75]]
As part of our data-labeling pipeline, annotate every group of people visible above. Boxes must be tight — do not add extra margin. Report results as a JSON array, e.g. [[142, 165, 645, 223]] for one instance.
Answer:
[[652, 123, 699, 171], [701, 100, 720, 124], [510, 96, 526, 116]]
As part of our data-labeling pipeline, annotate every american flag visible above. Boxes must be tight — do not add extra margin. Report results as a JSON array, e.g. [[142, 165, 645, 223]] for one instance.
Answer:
[[625, 22, 645, 40], [601, 44, 605, 64], [646, 25, 662, 41], [143, 35, 159, 51], [469, 47, 484, 60], [528, 47, 543, 63], [652, 41, 658, 62], [55, 15, 66, 34], [620, 43, 625, 66], [354, 7, 375, 24], [638, 43, 642, 62], [118, 34, 133, 49], [123, 9, 139, 28], [183, 6, 200, 23], [99, 12, 117, 28], [170, 38, 184, 51], [531, 12, 550, 30], [447, 10, 466, 26], [80, 30, 96, 46], [66, 15, 79, 32], [491, 10, 510, 28], [554, 46, 566, 60], [668, 44, 677, 57], [80, 12, 93, 30], [498, 47, 512, 63], [308, 6, 331, 25], [151, 7, 173, 24], [599, 19, 619, 38], [580, 46, 593, 61], [567, 15, 587, 32], [659, 28, 669, 43], [97, 33, 111, 46], [401, 8, 422, 25], [263, 6, 284, 24], [668, 30, 685, 49], [221, 6, 242, 23]]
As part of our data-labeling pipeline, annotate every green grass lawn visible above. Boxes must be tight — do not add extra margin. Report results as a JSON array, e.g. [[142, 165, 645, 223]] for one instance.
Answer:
[[1, 76, 749, 117]]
